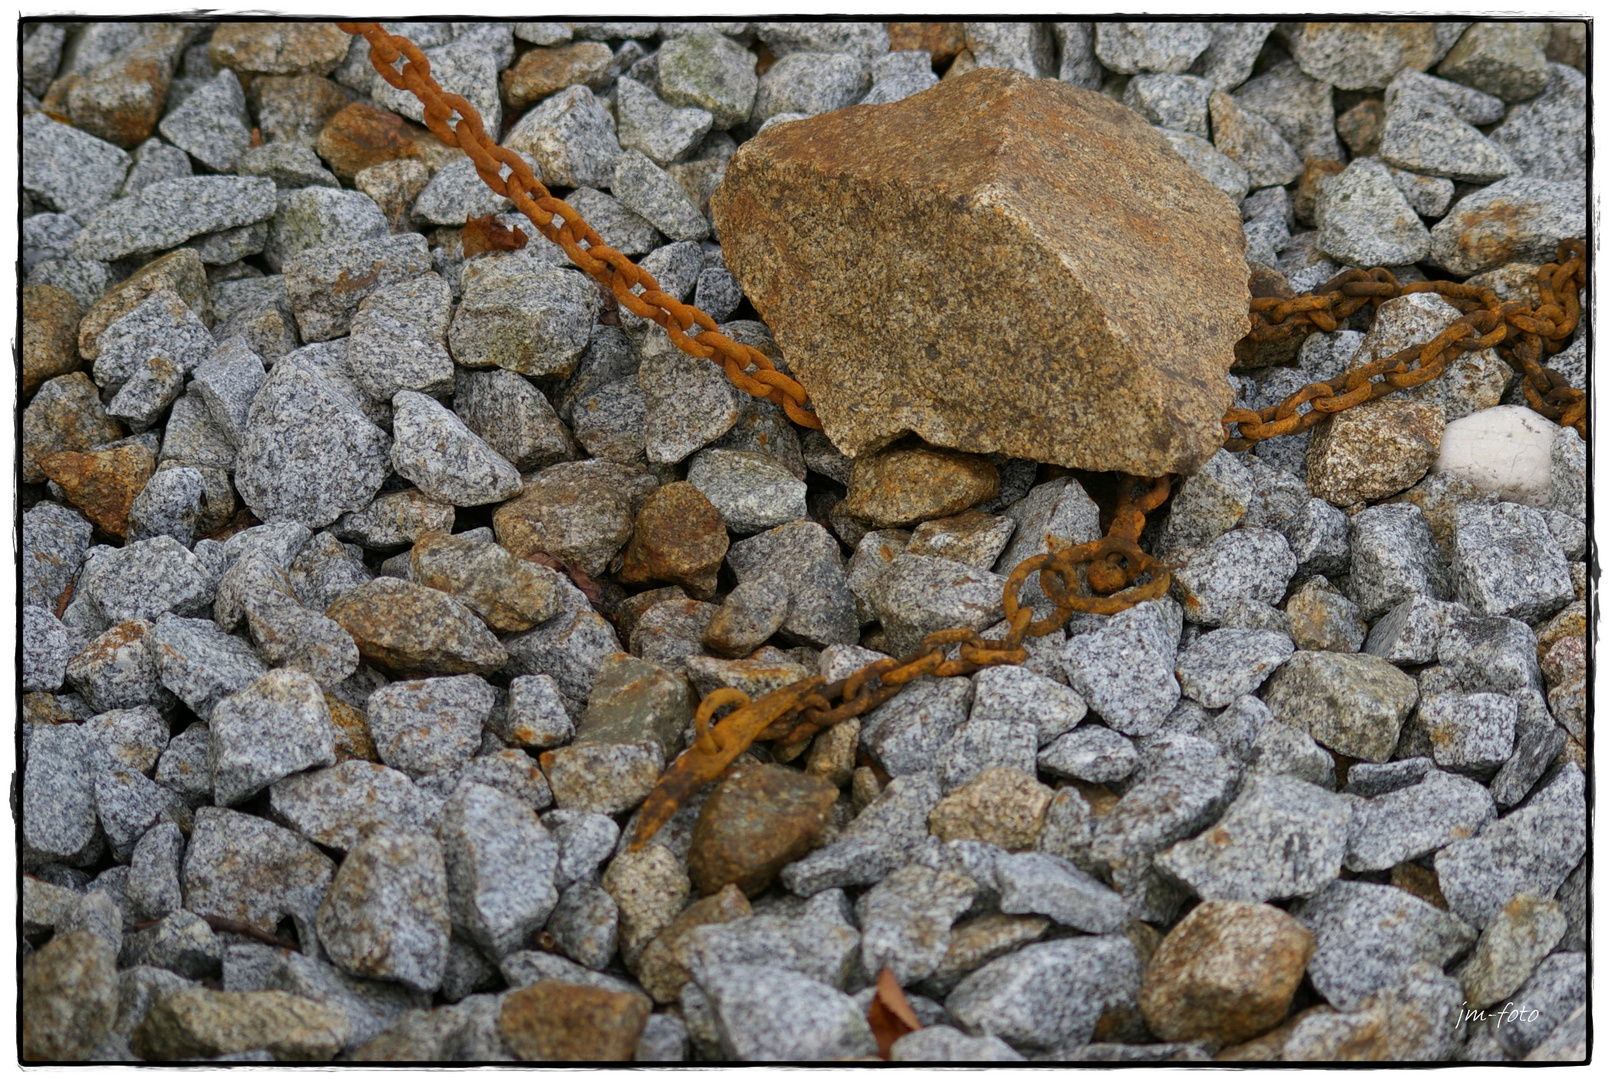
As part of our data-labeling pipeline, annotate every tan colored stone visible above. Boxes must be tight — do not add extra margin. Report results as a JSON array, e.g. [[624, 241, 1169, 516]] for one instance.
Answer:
[[1336, 100, 1385, 158], [1282, 23, 1439, 92], [40, 444, 153, 538], [316, 102, 427, 184], [22, 285, 82, 399], [22, 931, 119, 1061], [500, 42, 615, 111], [326, 695, 380, 763], [1140, 900, 1314, 1047], [711, 67, 1248, 476], [601, 844, 691, 971], [1459, 893, 1566, 1009], [54, 24, 190, 148], [887, 23, 966, 65], [635, 883, 752, 1004], [210, 22, 352, 77], [619, 481, 729, 598], [78, 248, 211, 361], [498, 981, 650, 1061], [923, 913, 1050, 994], [493, 460, 659, 577], [927, 766, 1053, 850], [687, 762, 838, 897], [1535, 600, 1586, 660], [324, 577, 508, 678], [355, 158, 431, 232], [1547, 22, 1586, 72], [804, 717, 860, 788], [841, 445, 999, 529], [1307, 397, 1444, 506], [131, 987, 349, 1061], [409, 532, 563, 633]]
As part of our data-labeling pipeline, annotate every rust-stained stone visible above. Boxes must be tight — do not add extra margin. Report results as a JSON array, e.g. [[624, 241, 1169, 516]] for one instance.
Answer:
[[619, 481, 729, 598], [841, 444, 1000, 529], [77, 248, 211, 361], [711, 67, 1248, 477], [326, 694, 381, 763], [500, 42, 615, 111], [887, 23, 967, 65], [39, 445, 154, 538], [635, 883, 752, 1004], [498, 980, 651, 1061], [316, 102, 428, 184], [51, 24, 191, 148], [210, 22, 352, 77], [1139, 900, 1315, 1047], [324, 577, 508, 678], [23, 373, 124, 483], [686, 762, 838, 897], [1307, 398, 1445, 506], [22, 285, 82, 399]]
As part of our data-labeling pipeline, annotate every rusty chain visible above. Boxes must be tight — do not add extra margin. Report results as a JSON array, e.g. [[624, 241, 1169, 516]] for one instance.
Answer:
[[344, 24, 1588, 849]]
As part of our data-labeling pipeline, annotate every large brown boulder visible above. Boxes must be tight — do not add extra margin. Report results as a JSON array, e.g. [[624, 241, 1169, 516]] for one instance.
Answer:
[[712, 67, 1248, 477]]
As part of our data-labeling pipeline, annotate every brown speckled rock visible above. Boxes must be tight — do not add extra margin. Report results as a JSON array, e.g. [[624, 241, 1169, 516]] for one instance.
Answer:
[[841, 444, 1000, 529], [22, 931, 119, 1061], [635, 883, 752, 1004], [500, 42, 615, 111], [409, 532, 563, 633], [131, 987, 349, 1061], [493, 459, 659, 577], [1139, 900, 1315, 1046], [619, 481, 729, 598], [50, 23, 190, 148], [316, 102, 427, 184], [711, 67, 1248, 476], [498, 980, 651, 1061], [22, 372, 124, 485], [686, 762, 839, 897], [928, 765, 1053, 850], [40, 444, 154, 538], [210, 22, 352, 77], [1306, 398, 1445, 507], [22, 285, 82, 399], [325, 577, 508, 677], [326, 694, 381, 763]]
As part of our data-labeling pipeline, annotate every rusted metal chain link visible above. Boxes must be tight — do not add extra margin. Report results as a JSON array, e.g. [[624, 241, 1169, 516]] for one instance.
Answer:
[[338, 22, 821, 429], [1227, 243, 1587, 448], [346, 24, 1589, 850]]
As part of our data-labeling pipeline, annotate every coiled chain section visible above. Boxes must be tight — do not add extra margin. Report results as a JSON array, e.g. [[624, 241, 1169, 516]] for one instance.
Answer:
[[344, 24, 1588, 850]]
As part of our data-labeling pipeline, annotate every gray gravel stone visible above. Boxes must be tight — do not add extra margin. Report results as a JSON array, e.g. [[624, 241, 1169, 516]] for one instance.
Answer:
[[126, 465, 206, 548], [891, 1025, 1025, 1062], [23, 111, 131, 220], [316, 828, 450, 994], [1095, 22, 1213, 74], [1348, 503, 1443, 620], [616, 75, 713, 166], [235, 143, 341, 191], [970, 665, 1086, 746], [94, 766, 188, 862], [23, 606, 73, 693], [148, 614, 267, 721], [1296, 879, 1475, 1010], [84, 704, 169, 777], [128, 821, 186, 921], [22, 722, 99, 867], [935, 719, 1037, 793], [66, 619, 176, 714], [1156, 773, 1352, 902], [372, 38, 500, 148], [331, 490, 453, 553], [450, 254, 598, 379], [993, 851, 1127, 933], [365, 675, 494, 780], [1438, 614, 1543, 696], [347, 273, 454, 403], [544, 810, 620, 892], [1315, 158, 1433, 267], [752, 52, 869, 126], [1062, 600, 1180, 736], [561, 187, 663, 258], [612, 149, 711, 242], [946, 934, 1143, 1053], [79, 536, 216, 625], [1449, 502, 1572, 621], [1345, 767, 1496, 871], [1490, 63, 1585, 183], [1379, 71, 1516, 182], [858, 677, 971, 778], [865, 555, 1007, 658], [209, 669, 336, 806], [1122, 73, 1212, 137], [685, 447, 805, 534], [1457, 893, 1565, 1010], [22, 211, 83, 274], [1174, 628, 1293, 707], [235, 356, 391, 529], [284, 232, 433, 344], [1499, 952, 1586, 1057], [455, 368, 576, 473], [1261, 649, 1419, 762], [1209, 91, 1302, 189], [119, 910, 221, 979], [1155, 450, 1253, 555], [269, 761, 443, 853], [390, 391, 522, 508], [992, 477, 1101, 598], [263, 187, 388, 273], [1427, 177, 1586, 277], [726, 520, 859, 649], [1433, 762, 1585, 929], [1171, 529, 1296, 627], [656, 32, 758, 130], [24, 502, 93, 612], [1038, 725, 1137, 785], [1158, 129, 1250, 204], [1364, 595, 1465, 664], [158, 68, 251, 172], [1489, 689, 1567, 809], [1234, 59, 1342, 161], [505, 85, 622, 189], [781, 773, 942, 896], [411, 155, 517, 226], [153, 723, 212, 806], [94, 288, 213, 396], [1435, 21, 1550, 102], [190, 337, 265, 450], [636, 325, 739, 465], [441, 783, 559, 959], [855, 863, 977, 986], [181, 805, 336, 946], [544, 880, 618, 970], [697, 962, 875, 1061], [1418, 692, 1517, 775]]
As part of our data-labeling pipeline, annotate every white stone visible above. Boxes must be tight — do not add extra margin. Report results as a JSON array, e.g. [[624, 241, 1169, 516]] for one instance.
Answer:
[[1434, 406, 1554, 508]]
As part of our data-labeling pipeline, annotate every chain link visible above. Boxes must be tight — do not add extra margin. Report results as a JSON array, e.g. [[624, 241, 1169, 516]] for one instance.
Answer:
[[343, 24, 1588, 849]]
